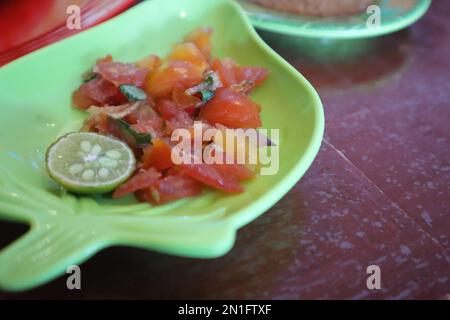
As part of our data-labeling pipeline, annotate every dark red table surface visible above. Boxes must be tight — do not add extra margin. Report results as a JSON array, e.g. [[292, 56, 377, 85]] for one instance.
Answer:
[[1, 1, 449, 300]]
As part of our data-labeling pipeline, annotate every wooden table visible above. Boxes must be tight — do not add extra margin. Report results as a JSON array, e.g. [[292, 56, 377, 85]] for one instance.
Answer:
[[1, 1, 449, 300]]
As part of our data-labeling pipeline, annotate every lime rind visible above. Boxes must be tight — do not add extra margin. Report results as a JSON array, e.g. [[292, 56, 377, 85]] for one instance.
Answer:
[[46, 132, 136, 194]]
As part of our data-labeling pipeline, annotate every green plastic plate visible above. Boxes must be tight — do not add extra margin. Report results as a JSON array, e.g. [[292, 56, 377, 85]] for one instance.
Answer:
[[239, 0, 431, 38], [0, 0, 323, 291]]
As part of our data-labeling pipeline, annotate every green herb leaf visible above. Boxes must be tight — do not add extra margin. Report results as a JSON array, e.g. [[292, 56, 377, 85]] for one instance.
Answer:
[[116, 118, 152, 147], [205, 75, 214, 86], [185, 71, 222, 99], [119, 84, 147, 102], [82, 71, 97, 83], [200, 90, 215, 103]]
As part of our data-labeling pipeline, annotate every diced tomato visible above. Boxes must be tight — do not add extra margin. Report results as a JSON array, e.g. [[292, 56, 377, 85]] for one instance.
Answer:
[[184, 27, 213, 60], [166, 120, 193, 135], [238, 67, 269, 88], [71, 27, 270, 206], [155, 98, 193, 133], [97, 54, 113, 64], [214, 163, 254, 181], [97, 61, 148, 87], [136, 54, 162, 74], [73, 77, 123, 109], [155, 98, 180, 120], [173, 88, 200, 115], [80, 112, 101, 132], [166, 117, 194, 135], [128, 104, 164, 138], [166, 165, 183, 176], [168, 42, 209, 73], [72, 87, 97, 109], [212, 58, 268, 93], [200, 88, 262, 128], [112, 167, 161, 198], [84, 77, 119, 104], [94, 113, 141, 155], [136, 174, 203, 205], [212, 58, 239, 87], [141, 138, 173, 171], [181, 163, 244, 193], [145, 61, 204, 99], [181, 142, 254, 181], [146, 91, 156, 107]]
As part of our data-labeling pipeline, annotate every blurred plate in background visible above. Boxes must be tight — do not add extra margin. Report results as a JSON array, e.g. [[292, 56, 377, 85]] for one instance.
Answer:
[[238, 0, 431, 39]]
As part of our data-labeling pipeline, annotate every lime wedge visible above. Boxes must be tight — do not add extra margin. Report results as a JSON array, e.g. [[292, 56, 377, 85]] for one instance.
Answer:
[[46, 132, 136, 194]]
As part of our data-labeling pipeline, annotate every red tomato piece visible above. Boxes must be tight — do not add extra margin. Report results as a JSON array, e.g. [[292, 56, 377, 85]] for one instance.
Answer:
[[72, 87, 97, 110], [97, 54, 113, 64], [141, 139, 173, 171], [73, 77, 123, 109], [84, 77, 119, 104], [173, 88, 201, 115], [128, 104, 165, 138], [212, 58, 268, 92], [166, 165, 183, 177], [214, 163, 255, 181], [136, 174, 203, 205], [166, 117, 194, 135], [94, 113, 141, 156], [112, 167, 161, 198], [212, 58, 239, 87], [155, 99, 182, 120], [168, 42, 209, 73], [97, 61, 149, 87], [184, 27, 213, 60], [200, 88, 262, 128], [145, 61, 204, 99], [136, 54, 162, 73], [155, 98, 194, 133], [238, 67, 269, 88], [181, 163, 244, 193]]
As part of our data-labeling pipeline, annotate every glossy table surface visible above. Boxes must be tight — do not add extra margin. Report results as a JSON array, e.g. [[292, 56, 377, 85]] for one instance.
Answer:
[[1, 0, 449, 299]]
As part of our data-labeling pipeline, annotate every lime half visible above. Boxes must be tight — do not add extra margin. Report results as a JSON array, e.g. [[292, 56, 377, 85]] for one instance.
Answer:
[[46, 132, 136, 194]]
